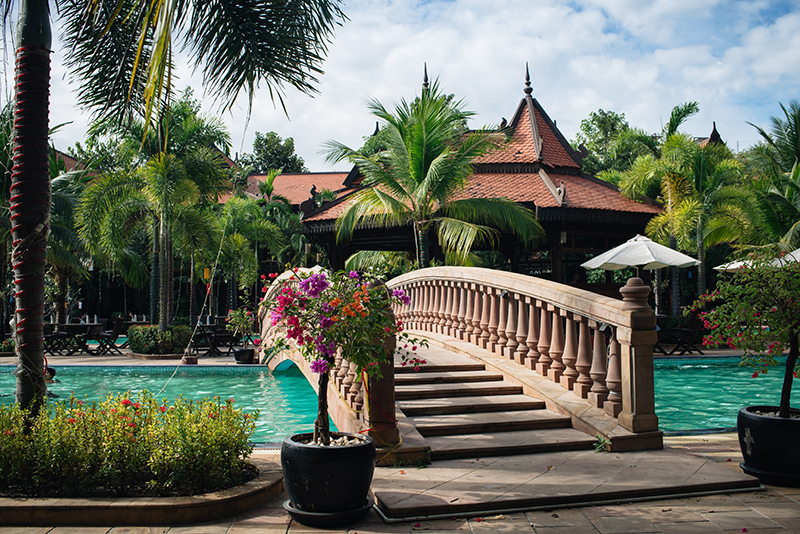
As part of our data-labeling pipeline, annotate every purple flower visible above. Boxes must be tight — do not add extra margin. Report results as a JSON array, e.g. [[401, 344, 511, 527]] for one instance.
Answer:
[[319, 315, 334, 329], [349, 271, 360, 280], [310, 358, 329, 374], [298, 272, 330, 298], [392, 288, 411, 306]]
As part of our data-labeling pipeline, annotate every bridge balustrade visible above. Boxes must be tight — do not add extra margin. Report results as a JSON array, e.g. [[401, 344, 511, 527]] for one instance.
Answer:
[[386, 266, 659, 434]]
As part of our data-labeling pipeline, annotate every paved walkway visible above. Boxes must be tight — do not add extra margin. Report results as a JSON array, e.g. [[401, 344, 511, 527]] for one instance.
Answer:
[[2, 349, 800, 532]]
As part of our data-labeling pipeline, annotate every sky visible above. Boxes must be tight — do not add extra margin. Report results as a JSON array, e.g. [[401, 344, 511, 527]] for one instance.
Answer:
[[5, 0, 800, 172]]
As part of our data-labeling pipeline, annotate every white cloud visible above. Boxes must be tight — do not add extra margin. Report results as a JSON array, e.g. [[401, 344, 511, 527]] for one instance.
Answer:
[[5, 0, 800, 170]]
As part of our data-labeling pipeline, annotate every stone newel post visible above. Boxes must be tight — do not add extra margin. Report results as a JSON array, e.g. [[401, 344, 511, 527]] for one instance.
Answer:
[[616, 277, 659, 432]]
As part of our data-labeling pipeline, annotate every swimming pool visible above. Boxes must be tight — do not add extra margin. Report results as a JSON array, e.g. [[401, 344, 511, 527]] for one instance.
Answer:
[[0, 365, 330, 444], [654, 356, 800, 433]]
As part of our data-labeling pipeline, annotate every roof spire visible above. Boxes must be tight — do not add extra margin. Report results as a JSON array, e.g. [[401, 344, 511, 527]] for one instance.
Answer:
[[423, 62, 429, 91], [524, 62, 533, 96]]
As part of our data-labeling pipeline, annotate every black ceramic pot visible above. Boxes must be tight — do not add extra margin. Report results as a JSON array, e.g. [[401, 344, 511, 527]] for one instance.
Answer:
[[738, 405, 800, 487], [233, 348, 254, 364], [281, 432, 375, 527]]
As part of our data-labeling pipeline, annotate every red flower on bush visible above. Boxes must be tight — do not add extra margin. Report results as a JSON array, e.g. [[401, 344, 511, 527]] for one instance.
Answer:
[[159, 406, 167, 413], [121, 399, 132, 406], [67, 418, 77, 424]]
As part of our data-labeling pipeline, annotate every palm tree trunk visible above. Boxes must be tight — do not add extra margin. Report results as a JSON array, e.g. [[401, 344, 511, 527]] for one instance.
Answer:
[[189, 255, 196, 324], [670, 235, 680, 317], [12, 0, 51, 420], [150, 220, 159, 324], [54, 271, 68, 326], [158, 218, 169, 332], [696, 217, 706, 300], [416, 224, 430, 268]]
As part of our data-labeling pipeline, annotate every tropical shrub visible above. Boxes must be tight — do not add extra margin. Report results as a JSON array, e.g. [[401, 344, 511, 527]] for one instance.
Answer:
[[0, 391, 257, 497], [128, 325, 192, 354], [693, 254, 800, 418]]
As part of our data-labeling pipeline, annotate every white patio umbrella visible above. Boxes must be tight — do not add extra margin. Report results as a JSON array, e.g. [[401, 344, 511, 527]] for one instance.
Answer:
[[581, 235, 701, 271], [714, 247, 800, 272]]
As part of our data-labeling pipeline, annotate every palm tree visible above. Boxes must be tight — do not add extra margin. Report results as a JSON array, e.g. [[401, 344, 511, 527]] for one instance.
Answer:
[[326, 79, 544, 268], [749, 101, 800, 175], [4, 0, 345, 415], [641, 135, 745, 297]]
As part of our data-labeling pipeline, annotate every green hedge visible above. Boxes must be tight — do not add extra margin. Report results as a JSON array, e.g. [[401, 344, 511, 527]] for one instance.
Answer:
[[0, 392, 258, 497], [128, 325, 191, 354]]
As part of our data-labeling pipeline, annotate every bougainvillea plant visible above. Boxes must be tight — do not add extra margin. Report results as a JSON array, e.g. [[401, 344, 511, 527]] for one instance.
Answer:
[[264, 269, 425, 445], [693, 253, 800, 418]]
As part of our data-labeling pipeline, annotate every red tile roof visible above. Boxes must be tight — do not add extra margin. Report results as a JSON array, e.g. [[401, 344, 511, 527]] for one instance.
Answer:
[[475, 98, 581, 170], [244, 172, 349, 204]]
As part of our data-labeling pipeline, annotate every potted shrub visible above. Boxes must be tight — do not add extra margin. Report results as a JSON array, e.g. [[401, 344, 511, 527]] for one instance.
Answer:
[[226, 307, 256, 364], [263, 269, 420, 526], [694, 253, 800, 486]]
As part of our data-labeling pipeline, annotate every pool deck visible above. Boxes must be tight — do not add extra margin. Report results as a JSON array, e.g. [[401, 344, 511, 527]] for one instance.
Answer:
[[3, 348, 800, 532]]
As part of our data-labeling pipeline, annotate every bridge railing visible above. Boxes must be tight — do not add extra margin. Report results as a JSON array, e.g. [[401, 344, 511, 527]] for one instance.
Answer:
[[386, 266, 659, 434]]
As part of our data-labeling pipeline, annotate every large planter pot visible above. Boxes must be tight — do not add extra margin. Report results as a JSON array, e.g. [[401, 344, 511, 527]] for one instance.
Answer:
[[738, 405, 800, 487], [281, 432, 375, 527], [233, 348, 254, 364]]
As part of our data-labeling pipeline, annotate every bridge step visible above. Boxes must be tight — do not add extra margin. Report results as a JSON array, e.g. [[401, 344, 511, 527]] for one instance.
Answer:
[[395, 371, 504, 386], [395, 381, 522, 400], [426, 428, 597, 461], [395, 362, 596, 460], [395, 363, 486, 374], [410, 410, 571, 436], [398, 394, 545, 416]]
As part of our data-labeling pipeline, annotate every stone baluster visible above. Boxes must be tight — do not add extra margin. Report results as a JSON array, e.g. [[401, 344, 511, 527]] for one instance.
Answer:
[[341, 358, 355, 397], [604, 328, 622, 417], [495, 290, 509, 356], [421, 281, 433, 331], [447, 281, 460, 337], [349, 364, 362, 407], [479, 286, 492, 349], [437, 281, 449, 334], [588, 321, 610, 407], [504, 292, 519, 359], [456, 282, 468, 340], [333, 351, 345, 388], [535, 304, 552, 376], [470, 285, 483, 345], [574, 318, 594, 397], [547, 308, 565, 383], [525, 298, 541, 370], [514, 296, 530, 365], [406, 283, 418, 329], [487, 288, 500, 352], [464, 283, 476, 343], [443, 282, 455, 336], [431, 281, 443, 333], [559, 312, 579, 389]]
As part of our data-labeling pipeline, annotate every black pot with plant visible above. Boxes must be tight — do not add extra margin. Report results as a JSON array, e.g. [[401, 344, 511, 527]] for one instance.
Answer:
[[695, 253, 800, 486]]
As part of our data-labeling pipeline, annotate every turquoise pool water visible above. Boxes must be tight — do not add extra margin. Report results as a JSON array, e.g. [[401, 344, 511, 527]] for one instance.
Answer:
[[654, 357, 800, 433], [0, 365, 330, 444]]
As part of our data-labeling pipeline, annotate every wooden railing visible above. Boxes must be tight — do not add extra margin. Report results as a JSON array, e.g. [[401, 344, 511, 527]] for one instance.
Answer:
[[386, 266, 659, 434]]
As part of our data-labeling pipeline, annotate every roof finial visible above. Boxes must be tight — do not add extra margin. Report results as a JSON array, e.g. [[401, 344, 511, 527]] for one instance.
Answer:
[[423, 62, 429, 91], [524, 62, 532, 96]]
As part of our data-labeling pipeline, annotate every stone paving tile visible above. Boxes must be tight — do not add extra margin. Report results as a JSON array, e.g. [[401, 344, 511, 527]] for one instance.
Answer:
[[0, 529, 54, 534], [633, 504, 707, 524], [699, 510, 783, 530], [654, 521, 725, 533], [228, 527, 289, 534], [107, 528, 169, 534], [533, 527, 600, 534], [233, 504, 292, 525], [525, 508, 594, 528], [410, 518, 470, 531], [48, 529, 109, 534], [165, 522, 232, 534], [578, 505, 640, 518], [682, 494, 755, 513], [586, 516, 659, 534], [286, 522, 349, 534]]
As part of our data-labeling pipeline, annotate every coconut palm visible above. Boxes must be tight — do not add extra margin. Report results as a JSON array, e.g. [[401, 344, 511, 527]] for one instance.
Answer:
[[4, 0, 345, 415], [326, 79, 544, 268], [748, 101, 800, 175]]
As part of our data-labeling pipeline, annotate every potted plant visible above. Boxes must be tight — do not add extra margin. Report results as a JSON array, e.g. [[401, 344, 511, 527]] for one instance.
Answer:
[[263, 269, 419, 526], [226, 307, 256, 364], [694, 253, 800, 486]]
